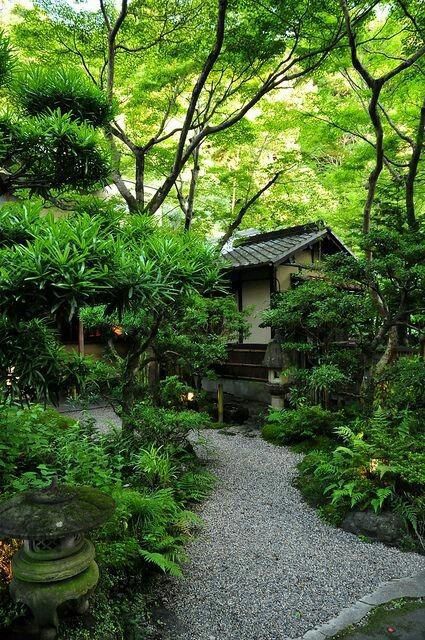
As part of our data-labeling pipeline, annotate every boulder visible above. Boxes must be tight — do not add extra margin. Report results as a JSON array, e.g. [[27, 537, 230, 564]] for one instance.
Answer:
[[341, 510, 404, 545]]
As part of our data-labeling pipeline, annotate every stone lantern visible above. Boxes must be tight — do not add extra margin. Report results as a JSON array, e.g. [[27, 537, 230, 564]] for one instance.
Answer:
[[263, 337, 294, 408], [0, 482, 115, 640]]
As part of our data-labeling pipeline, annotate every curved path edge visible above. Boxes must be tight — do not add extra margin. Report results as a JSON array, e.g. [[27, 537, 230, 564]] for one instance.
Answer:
[[299, 570, 425, 639]]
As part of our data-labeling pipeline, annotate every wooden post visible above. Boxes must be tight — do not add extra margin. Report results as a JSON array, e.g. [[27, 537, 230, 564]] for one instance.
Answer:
[[217, 383, 224, 424], [78, 319, 85, 357]]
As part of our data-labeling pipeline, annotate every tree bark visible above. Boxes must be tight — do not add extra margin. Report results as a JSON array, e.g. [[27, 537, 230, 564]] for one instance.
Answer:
[[135, 149, 145, 209], [406, 98, 425, 231], [184, 145, 200, 232], [375, 325, 399, 378]]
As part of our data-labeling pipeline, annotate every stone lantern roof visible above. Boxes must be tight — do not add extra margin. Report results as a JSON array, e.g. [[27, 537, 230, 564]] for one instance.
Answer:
[[0, 484, 115, 540]]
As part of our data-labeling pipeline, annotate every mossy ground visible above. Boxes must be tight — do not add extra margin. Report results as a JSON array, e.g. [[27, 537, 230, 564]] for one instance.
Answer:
[[334, 598, 425, 640]]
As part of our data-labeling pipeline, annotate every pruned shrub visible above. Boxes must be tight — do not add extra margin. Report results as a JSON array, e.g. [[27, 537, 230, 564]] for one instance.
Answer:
[[262, 405, 343, 445]]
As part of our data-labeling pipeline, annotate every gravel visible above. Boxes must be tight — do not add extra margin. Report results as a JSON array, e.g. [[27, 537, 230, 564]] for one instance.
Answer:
[[157, 429, 425, 640], [59, 403, 121, 433]]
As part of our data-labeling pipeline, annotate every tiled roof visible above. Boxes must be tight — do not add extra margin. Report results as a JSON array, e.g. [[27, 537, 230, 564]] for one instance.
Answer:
[[222, 223, 333, 269]]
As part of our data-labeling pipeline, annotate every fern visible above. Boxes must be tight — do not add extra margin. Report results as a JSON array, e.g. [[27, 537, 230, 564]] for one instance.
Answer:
[[397, 412, 412, 440], [176, 471, 216, 502], [375, 462, 395, 479], [335, 425, 357, 443], [369, 406, 389, 433], [139, 550, 183, 577], [393, 495, 419, 534], [370, 487, 393, 513]]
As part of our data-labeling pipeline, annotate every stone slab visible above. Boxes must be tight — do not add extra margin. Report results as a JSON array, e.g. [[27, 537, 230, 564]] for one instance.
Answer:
[[360, 572, 425, 606], [302, 571, 425, 639], [318, 602, 373, 637], [302, 630, 327, 639]]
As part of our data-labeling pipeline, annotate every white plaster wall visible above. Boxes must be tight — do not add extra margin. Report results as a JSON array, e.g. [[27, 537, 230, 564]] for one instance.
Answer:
[[277, 249, 315, 290], [241, 279, 271, 344]]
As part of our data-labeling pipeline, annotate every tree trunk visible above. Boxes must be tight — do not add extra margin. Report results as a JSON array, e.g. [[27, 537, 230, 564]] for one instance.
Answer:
[[135, 150, 145, 209], [121, 343, 142, 429], [184, 145, 200, 232], [375, 325, 398, 378], [147, 347, 160, 402], [406, 98, 425, 231], [360, 352, 376, 410]]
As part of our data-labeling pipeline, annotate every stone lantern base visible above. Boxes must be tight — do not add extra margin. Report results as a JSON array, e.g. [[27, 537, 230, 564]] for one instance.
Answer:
[[10, 536, 99, 640], [267, 382, 290, 409], [11, 561, 98, 640]]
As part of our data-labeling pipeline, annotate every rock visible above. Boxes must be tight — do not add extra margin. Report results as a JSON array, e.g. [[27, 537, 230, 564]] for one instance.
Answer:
[[341, 510, 404, 545], [224, 404, 250, 424]]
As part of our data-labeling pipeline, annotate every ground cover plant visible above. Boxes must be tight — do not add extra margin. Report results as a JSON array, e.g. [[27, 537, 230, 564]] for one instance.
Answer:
[[261, 357, 425, 551], [0, 403, 214, 638]]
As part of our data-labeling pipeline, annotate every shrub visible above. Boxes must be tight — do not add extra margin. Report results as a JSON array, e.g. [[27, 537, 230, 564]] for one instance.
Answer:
[[127, 403, 211, 450], [13, 66, 114, 126], [297, 408, 425, 546], [0, 402, 216, 638], [158, 375, 193, 408], [262, 405, 343, 445], [377, 356, 425, 413]]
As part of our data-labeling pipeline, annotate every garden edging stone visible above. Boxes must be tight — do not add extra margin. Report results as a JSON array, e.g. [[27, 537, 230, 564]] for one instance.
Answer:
[[299, 570, 425, 639]]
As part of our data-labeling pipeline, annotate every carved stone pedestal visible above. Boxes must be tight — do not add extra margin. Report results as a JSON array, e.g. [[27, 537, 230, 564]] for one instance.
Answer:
[[10, 536, 99, 640]]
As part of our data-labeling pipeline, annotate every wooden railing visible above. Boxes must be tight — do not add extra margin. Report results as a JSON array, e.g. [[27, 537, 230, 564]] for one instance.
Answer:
[[215, 344, 268, 382]]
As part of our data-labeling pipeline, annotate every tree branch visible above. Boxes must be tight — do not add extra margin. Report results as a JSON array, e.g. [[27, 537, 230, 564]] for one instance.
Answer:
[[146, 0, 228, 214], [218, 170, 283, 249]]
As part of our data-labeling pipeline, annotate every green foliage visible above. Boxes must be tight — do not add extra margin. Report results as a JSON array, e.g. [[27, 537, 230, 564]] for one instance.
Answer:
[[156, 294, 248, 384], [13, 66, 114, 126], [378, 357, 425, 412], [133, 445, 178, 488], [0, 31, 12, 87], [0, 57, 110, 198], [297, 408, 425, 543], [0, 200, 42, 246], [127, 403, 211, 450], [262, 405, 344, 445], [262, 227, 425, 409], [0, 318, 64, 403], [16, 109, 110, 194], [308, 364, 347, 395], [175, 470, 216, 503], [0, 403, 214, 588], [0, 204, 227, 408], [0, 400, 213, 637], [158, 376, 193, 409]]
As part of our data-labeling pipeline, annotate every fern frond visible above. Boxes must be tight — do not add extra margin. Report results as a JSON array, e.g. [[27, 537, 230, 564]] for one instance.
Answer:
[[139, 550, 183, 577]]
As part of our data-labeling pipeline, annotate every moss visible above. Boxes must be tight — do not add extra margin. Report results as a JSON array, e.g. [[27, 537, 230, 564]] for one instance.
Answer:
[[333, 598, 425, 639], [261, 422, 283, 444], [290, 435, 336, 454], [207, 422, 233, 430]]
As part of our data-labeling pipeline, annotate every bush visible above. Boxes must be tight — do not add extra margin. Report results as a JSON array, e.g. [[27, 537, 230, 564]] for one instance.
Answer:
[[0, 404, 212, 573], [158, 375, 193, 408], [297, 408, 425, 546], [261, 405, 343, 445], [127, 403, 211, 450], [377, 356, 425, 413], [14, 66, 114, 127]]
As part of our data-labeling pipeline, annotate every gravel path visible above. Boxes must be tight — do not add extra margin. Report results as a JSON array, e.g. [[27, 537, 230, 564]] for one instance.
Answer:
[[59, 403, 121, 433], [158, 429, 425, 640]]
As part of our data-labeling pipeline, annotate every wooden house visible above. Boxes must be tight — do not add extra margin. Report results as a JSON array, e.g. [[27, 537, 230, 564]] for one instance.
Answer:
[[203, 223, 352, 406]]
